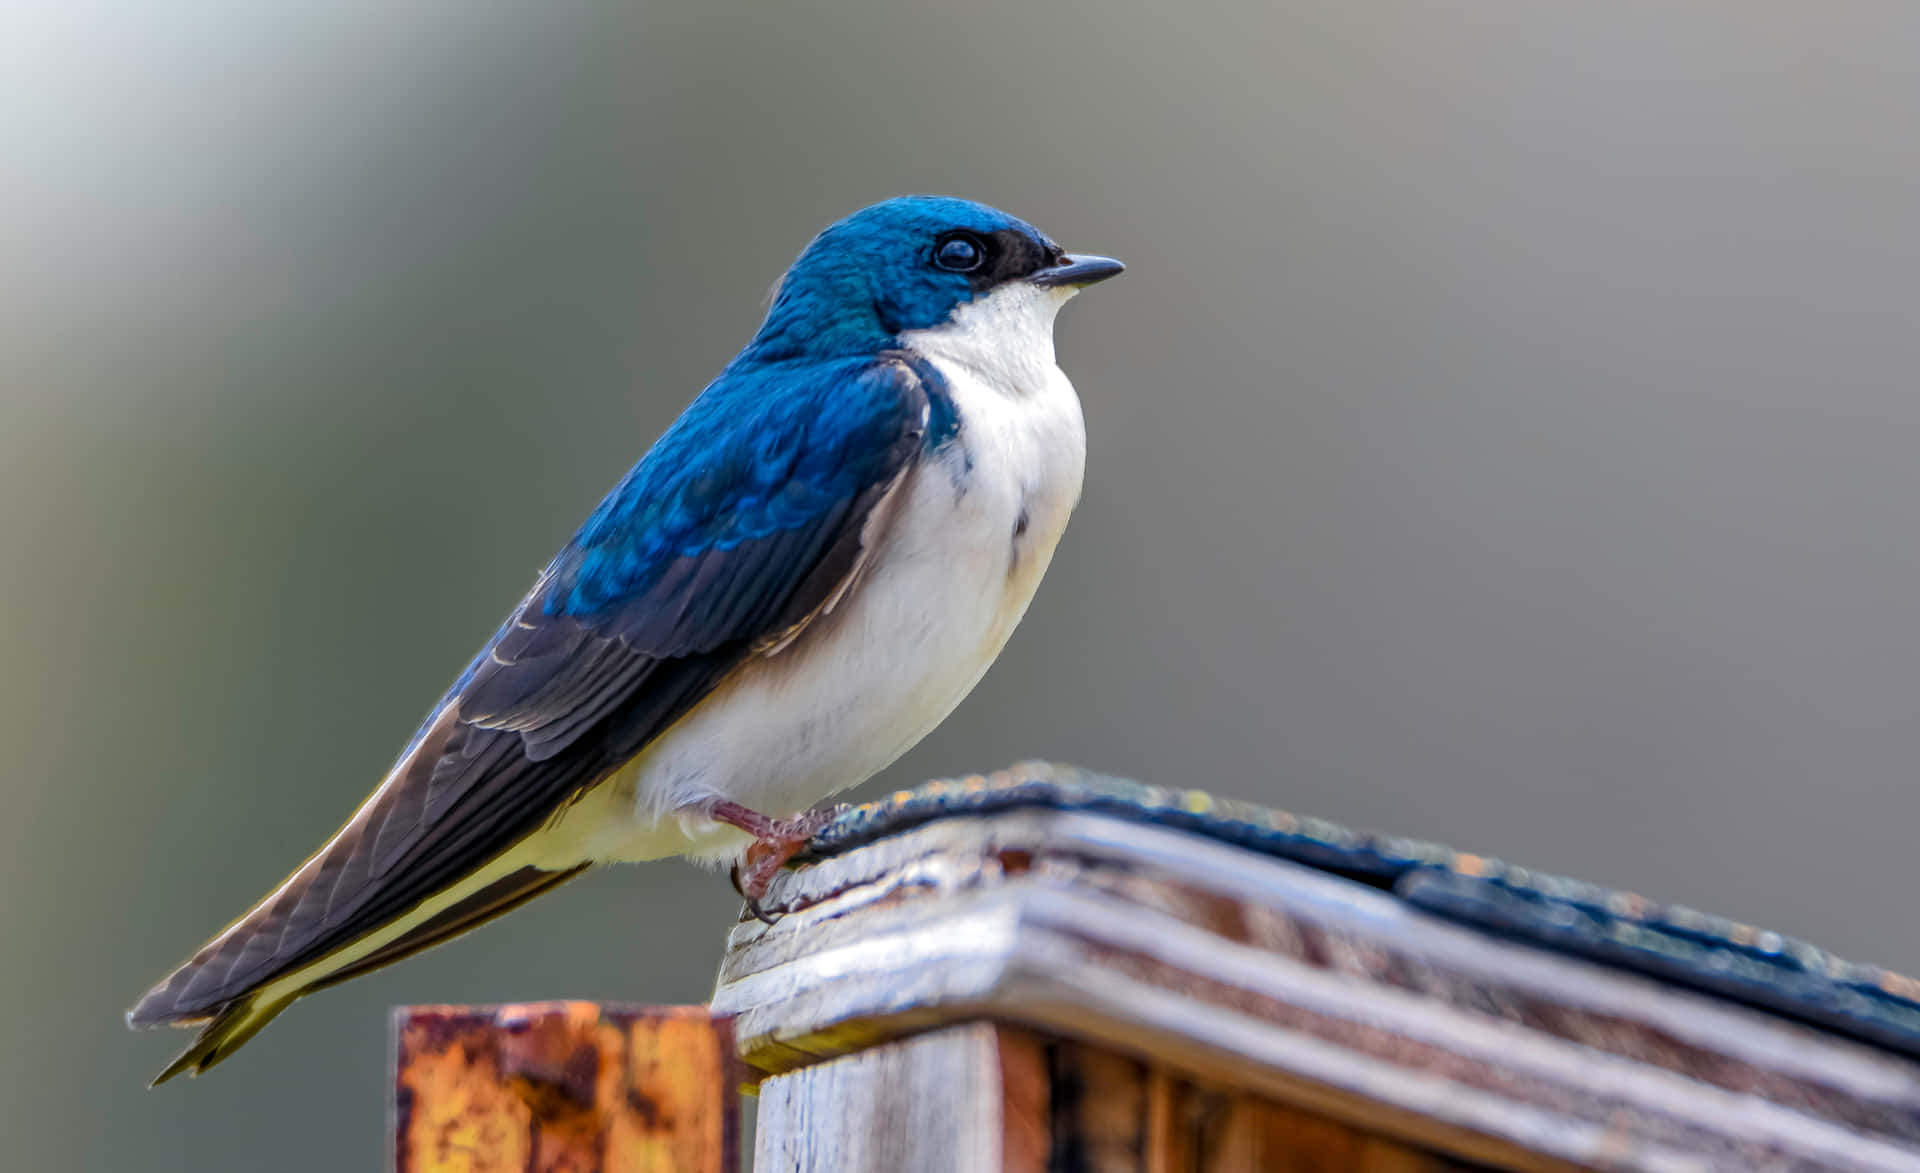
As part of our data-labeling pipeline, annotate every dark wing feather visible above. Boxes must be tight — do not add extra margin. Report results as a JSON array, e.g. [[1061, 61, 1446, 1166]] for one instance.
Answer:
[[130, 354, 937, 1045]]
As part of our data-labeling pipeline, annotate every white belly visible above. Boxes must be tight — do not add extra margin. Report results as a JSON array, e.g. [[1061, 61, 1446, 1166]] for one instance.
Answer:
[[549, 326, 1087, 867]]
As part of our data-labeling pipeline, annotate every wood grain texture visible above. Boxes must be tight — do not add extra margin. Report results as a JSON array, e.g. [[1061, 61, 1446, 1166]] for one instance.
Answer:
[[1193, 1099, 1482, 1173], [714, 809, 1920, 1172], [753, 1023, 1488, 1173], [1145, 1067, 1189, 1173], [1000, 1029, 1053, 1173], [754, 1022, 1049, 1173], [1048, 1042, 1148, 1171], [1119, 1053, 1487, 1173], [391, 1001, 734, 1173]]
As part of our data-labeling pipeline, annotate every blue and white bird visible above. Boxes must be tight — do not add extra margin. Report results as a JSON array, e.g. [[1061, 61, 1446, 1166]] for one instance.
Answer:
[[127, 195, 1122, 1081]]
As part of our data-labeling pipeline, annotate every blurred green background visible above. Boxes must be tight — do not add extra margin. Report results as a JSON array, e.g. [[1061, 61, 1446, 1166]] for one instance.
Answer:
[[6, 2, 1920, 1168]]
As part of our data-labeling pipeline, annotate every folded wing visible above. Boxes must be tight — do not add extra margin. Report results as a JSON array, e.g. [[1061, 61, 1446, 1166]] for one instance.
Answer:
[[128, 354, 937, 1078]]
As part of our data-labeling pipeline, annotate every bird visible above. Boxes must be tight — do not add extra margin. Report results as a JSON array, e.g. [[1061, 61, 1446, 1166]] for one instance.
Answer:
[[125, 195, 1123, 1083]]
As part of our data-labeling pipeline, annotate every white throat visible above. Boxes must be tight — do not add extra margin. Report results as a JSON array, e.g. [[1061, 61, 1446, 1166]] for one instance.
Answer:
[[899, 281, 1077, 396]]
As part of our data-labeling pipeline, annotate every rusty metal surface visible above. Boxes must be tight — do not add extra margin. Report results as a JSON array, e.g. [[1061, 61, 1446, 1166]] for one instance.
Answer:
[[803, 762, 1920, 1061], [391, 1001, 735, 1173]]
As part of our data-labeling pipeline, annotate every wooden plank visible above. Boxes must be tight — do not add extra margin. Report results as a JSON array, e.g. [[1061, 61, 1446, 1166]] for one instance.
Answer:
[[752, 1022, 1490, 1172], [1141, 1064, 1484, 1172], [714, 808, 1920, 1172], [391, 1001, 735, 1173], [1049, 1042, 1148, 1171], [1001, 1029, 1053, 1173], [753, 1023, 1048, 1173], [1145, 1067, 1191, 1173], [1198, 1098, 1480, 1172]]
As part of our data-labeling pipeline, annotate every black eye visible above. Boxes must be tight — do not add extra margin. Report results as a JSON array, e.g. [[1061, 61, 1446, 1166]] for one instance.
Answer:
[[933, 232, 986, 273]]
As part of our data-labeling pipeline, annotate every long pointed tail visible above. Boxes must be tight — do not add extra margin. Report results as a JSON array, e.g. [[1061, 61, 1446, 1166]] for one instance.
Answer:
[[143, 993, 298, 1086], [129, 859, 590, 1084]]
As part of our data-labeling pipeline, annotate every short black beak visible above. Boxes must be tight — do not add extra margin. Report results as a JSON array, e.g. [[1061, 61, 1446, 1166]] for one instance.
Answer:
[[1030, 253, 1126, 288]]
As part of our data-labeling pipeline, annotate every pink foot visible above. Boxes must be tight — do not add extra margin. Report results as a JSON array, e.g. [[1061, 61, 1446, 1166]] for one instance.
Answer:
[[708, 801, 844, 922]]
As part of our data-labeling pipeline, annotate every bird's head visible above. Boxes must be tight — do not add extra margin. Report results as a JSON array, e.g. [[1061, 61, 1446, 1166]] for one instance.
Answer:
[[743, 195, 1122, 363]]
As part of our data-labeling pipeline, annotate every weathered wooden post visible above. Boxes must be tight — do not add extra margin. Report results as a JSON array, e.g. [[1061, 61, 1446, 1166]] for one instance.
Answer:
[[391, 1002, 736, 1173], [398, 764, 1920, 1172]]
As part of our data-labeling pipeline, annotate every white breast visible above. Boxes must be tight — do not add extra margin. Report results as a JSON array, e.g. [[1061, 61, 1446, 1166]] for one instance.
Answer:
[[550, 282, 1088, 867]]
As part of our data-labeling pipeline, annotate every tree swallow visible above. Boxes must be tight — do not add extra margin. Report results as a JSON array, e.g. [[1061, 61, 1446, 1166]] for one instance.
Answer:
[[127, 196, 1122, 1082]]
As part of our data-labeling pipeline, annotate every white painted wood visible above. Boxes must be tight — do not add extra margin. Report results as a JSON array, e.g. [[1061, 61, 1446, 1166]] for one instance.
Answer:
[[715, 808, 1920, 1173], [753, 1023, 1023, 1173]]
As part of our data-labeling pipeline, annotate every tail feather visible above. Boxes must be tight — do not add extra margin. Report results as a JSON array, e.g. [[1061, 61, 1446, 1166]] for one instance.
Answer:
[[145, 994, 297, 1086], [128, 859, 590, 1084]]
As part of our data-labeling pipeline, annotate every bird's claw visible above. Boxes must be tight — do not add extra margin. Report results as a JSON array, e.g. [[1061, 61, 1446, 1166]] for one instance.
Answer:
[[712, 801, 849, 923], [729, 862, 783, 925]]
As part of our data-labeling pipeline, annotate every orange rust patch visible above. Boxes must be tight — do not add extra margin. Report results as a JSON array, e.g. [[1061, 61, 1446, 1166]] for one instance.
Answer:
[[394, 1003, 735, 1173]]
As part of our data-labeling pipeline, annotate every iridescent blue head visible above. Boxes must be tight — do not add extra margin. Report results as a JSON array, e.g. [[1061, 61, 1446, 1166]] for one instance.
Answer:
[[742, 195, 1124, 362]]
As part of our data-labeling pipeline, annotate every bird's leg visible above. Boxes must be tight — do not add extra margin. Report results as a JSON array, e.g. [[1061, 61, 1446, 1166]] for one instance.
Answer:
[[707, 800, 842, 922]]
